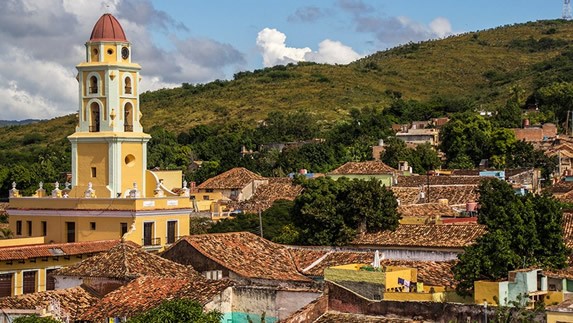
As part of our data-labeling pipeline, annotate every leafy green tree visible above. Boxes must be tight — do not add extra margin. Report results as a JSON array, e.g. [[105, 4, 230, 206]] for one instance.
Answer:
[[381, 137, 410, 169], [493, 99, 523, 128], [292, 177, 354, 246], [487, 128, 516, 168], [255, 111, 319, 143], [536, 81, 573, 125], [440, 112, 493, 167], [412, 143, 441, 173], [292, 177, 400, 245], [453, 179, 568, 295], [127, 299, 221, 323], [338, 179, 400, 233]]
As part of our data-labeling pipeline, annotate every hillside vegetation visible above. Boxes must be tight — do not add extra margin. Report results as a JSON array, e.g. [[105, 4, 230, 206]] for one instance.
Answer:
[[1, 19, 572, 195]]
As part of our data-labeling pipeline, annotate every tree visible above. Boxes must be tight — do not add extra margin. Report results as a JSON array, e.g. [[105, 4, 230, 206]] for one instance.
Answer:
[[292, 177, 354, 246], [412, 143, 441, 173], [338, 179, 400, 233], [127, 299, 221, 323], [292, 177, 400, 245], [440, 112, 493, 167], [453, 179, 568, 295], [381, 137, 410, 169], [536, 81, 573, 126]]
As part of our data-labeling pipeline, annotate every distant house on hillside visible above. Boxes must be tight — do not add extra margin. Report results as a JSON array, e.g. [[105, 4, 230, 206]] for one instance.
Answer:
[[396, 128, 440, 146]]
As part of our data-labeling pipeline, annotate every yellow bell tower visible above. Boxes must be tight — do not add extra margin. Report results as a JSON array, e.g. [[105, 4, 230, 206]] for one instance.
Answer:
[[68, 13, 150, 198]]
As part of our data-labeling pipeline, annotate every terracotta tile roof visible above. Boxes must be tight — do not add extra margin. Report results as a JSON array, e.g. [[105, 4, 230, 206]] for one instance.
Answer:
[[0, 286, 98, 320], [391, 186, 477, 206], [512, 128, 544, 142], [350, 224, 486, 249], [315, 312, 421, 322], [287, 248, 457, 288], [329, 161, 397, 175], [197, 167, 265, 190], [398, 203, 460, 218], [395, 175, 482, 187], [0, 239, 119, 261], [53, 240, 195, 279], [81, 275, 232, 321], [391, 187, 422, 205], [421, 186, 478, 205], [545, 143, 573, 158], [175, 232, 311, 282], [228, 177, 303, 213], [562, 212, 573, 250], [546, 181, 573, 195], [288, 248, 329, 272]]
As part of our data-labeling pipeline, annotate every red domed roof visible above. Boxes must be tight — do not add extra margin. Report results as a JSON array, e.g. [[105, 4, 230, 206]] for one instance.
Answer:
[[89, 13, 127, 42]]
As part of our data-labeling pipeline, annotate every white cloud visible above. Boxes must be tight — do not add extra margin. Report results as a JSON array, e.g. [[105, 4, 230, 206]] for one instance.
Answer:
[[429, 17, 453, 38], [305, 39, 361, 64], [256, 28, 362, 67], [256, 28, 311, 67]]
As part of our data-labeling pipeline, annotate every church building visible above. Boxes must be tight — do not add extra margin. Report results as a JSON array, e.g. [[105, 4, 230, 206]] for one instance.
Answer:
[[6, 13, 191, 253]]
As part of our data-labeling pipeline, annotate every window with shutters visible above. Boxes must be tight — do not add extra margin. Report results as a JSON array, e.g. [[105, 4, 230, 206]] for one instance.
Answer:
[[0, 273, 13, 297], [23, 271, 36, 294], [46, 269, 57, 291], [167, 221, 177, 244]]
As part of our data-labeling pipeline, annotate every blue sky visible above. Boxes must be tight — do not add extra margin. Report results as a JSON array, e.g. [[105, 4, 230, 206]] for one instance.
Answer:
[[0, 0, 564, 120]]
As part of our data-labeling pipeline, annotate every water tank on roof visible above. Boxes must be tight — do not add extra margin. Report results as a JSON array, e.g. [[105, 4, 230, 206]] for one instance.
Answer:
[[466, 202, 478, 212]]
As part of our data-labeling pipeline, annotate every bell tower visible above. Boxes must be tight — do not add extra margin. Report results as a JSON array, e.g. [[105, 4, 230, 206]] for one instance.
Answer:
[[68, 13, 150, 198]]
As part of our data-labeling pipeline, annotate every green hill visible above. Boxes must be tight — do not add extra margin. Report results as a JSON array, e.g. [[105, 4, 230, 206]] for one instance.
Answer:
[[1, 19, 573, 161]]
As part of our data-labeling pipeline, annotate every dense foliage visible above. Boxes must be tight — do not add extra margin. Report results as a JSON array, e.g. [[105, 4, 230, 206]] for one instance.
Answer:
[[453, 179, 569, 295], [127, 299, 221, 323], [291, 177, 400, 246]]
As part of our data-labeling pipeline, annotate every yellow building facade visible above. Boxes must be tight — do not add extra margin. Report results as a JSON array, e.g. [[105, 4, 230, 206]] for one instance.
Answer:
[[6, 14, 191, 253]]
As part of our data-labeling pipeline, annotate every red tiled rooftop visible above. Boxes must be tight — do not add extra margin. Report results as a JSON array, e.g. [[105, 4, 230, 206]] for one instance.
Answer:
[[174, 232, 311, 282], [227, 177, 303, 212], [53, 240, 195, 279], [81, 275, 232, 321], [394, 175, 482, 187], [0, 239, 119, 261], [398, 203, 460, 218], [329, 161, 397, 175], [197, 167, 266, 190], [0, 286, 98, 320], [351, 224, 486, 249]]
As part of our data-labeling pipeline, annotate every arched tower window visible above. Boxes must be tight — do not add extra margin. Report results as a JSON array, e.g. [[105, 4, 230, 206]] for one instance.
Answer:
[[89, 76, 98, 94], [124, 76, 132, 94], [124, 103, 133, 132], [90, 102, 100, 132]]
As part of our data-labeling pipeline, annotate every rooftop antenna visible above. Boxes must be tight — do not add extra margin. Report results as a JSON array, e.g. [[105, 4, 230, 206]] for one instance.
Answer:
[[564, 0, 572, 20]]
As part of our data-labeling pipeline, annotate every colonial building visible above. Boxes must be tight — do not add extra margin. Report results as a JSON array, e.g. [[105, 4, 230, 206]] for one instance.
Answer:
[[6, 14, 191, 253]]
